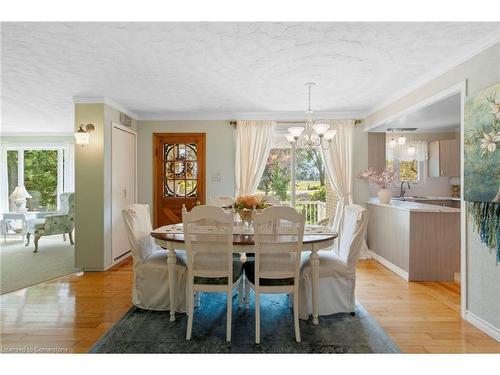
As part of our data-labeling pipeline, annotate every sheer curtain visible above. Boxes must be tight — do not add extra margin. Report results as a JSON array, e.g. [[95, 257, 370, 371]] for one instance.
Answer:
[[386, 140, 428, 162], [320, 119, 370, 258], [320, 119, 354, 232], [235, 120, 275, 196]]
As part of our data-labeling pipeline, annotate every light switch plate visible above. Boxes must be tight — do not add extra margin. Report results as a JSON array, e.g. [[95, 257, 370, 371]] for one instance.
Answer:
[[212, 173, 221, 182]]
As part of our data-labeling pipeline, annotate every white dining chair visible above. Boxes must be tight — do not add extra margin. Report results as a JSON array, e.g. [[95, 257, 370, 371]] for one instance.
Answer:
[[243, 206, 305, 344], [122, 204, 188, 312], [182, 205, 244, 342], [208, 195, 235, 208], [299, 204, 368, 319]]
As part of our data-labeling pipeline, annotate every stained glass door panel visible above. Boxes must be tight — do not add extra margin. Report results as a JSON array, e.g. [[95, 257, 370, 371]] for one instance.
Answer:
[[154, 134, 205, 226]]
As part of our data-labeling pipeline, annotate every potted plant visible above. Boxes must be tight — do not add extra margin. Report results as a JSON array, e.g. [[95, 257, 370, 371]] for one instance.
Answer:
[[358, 168, 396, 204]]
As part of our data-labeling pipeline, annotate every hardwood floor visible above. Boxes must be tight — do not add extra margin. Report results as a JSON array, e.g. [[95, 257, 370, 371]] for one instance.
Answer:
[[1, 258, 499, 353]]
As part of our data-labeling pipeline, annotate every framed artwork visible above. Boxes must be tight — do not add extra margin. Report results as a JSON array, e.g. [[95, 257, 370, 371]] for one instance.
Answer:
[[464, 82, 500, 202]]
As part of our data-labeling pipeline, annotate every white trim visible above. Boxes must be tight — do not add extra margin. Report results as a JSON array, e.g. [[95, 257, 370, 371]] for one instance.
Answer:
[[57, 148, 64, 209], [364, 81, 466, 131], [364, 33, 500, 119], [0, 132, 75, 138], [368, 250, 409, 281], [3, 143, 72, 149], [459, 81, 467, 319], [136, 111, 364, 121], [73, 96, 138, 120], [466, 311, 500, 342], [17, 149, 24, 186]]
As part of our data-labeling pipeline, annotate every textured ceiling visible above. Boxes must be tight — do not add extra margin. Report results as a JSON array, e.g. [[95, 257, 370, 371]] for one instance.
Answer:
[[1, 22, 499, 133]]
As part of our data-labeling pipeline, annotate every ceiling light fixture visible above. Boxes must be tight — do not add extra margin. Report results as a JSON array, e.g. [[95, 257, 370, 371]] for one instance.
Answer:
[[407, 144, 416, 156], [388, 129, 397, 149], [286, 82, 335, 149]]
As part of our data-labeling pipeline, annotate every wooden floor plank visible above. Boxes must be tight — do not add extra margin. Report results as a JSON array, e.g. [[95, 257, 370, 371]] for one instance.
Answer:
[[0, 258, 499, 353]]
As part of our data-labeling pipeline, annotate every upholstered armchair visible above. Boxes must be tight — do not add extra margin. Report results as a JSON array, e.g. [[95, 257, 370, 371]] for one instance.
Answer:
[[26, 192, 75, 253]]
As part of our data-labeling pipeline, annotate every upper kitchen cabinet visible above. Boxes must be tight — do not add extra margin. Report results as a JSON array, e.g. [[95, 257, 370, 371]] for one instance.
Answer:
[[428, 139, 459, 177]]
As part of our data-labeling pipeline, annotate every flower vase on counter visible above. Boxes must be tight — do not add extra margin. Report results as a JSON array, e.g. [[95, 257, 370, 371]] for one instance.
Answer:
[[377, 188, 392, 204], [357, 168, 396, 204]]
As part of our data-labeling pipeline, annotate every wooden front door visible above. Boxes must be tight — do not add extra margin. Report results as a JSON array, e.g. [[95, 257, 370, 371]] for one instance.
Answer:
[[153, 133, 206, 227]]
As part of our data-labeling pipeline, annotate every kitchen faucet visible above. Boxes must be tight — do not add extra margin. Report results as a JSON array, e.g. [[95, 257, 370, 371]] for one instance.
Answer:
[[400, 181, 411, 199]]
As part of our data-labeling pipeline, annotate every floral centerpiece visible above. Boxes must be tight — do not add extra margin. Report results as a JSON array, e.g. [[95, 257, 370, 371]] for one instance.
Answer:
[[234, 195, 271, 232], [358, 168, 396, 204]]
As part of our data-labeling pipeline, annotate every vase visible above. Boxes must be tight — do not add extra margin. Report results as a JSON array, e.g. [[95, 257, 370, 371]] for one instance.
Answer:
[[377, 188, 392, 204], [238, 209, 253, 234]]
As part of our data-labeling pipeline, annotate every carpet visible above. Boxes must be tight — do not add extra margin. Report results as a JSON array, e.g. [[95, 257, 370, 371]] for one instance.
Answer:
[[0, 235, 80, 294], [90, 292, 400, 353]]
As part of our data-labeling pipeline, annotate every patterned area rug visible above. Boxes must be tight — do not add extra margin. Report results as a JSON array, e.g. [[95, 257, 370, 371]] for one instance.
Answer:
[[90, 292, 399, 353]]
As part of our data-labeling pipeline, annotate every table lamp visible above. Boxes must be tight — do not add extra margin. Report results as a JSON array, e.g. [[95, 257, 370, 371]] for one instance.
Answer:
[[449, 177, 461, 198], [9, 186, 32, 212]]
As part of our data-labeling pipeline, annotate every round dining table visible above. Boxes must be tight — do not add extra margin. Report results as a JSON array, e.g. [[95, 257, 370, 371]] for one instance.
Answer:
[[151, 224, 338, 325]]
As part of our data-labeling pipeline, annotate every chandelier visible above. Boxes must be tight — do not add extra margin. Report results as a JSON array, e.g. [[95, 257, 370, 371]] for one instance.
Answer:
[[286, 82, 336, 149]]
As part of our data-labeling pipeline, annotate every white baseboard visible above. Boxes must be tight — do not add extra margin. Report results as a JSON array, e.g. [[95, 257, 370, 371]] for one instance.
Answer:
[[466, 310, 500, 342], [368, 250, 409, 281]]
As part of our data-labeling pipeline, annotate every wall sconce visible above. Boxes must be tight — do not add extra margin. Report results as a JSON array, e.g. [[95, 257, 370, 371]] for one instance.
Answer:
[[75, 124, 95, 146]]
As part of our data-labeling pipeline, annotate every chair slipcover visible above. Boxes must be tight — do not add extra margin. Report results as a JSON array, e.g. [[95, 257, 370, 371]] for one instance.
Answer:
[[299, 204, 368, 319], [122, 204, 187, 312]]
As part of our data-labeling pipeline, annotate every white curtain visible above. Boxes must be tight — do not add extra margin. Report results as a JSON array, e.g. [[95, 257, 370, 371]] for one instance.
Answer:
[[321, 119, 370, 258], [320, 119, 354, 232], [235, 120, 275, 196], [387, 140, 428, 162]]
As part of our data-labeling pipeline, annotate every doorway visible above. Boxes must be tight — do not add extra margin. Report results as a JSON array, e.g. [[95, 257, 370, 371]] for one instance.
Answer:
[[365, 82, 466, 316], [153, 133, 206, 227]]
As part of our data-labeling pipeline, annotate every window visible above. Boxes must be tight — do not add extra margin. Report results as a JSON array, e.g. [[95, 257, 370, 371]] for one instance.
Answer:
[[2, 145, 74, 212], [387, 159, 422, 182], [256, 127, 330, 224], [24, 150, 59, 211], [399, 160, 419, 182], [164, 143, 198, 197]]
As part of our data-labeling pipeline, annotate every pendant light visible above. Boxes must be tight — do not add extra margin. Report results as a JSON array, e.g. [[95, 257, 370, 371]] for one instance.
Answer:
[[398, 134, 406, 145], [388, 130, 397, 149], [407, 144, 416, 157]]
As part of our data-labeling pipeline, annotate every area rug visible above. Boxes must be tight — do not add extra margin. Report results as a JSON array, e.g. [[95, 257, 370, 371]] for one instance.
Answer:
[[0, 236, 79, 294], [90, 292, 399, 353]]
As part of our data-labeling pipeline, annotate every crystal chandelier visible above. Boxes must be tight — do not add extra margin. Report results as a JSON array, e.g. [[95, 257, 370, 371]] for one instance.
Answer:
[[286, 82, 336, 149]]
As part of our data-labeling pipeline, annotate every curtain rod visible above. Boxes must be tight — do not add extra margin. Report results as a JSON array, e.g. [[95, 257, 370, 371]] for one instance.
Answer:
[[229, 119, 363, 127]]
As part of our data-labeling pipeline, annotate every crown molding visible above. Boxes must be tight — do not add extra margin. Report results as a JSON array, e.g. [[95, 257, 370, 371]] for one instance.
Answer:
[[73, 96, 138, 120], [136, 111, 365, 121], [364, 32, 500, 119]]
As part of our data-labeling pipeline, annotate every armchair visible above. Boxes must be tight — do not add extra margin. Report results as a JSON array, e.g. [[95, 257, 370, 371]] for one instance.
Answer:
[[26, 192, 75, 253]]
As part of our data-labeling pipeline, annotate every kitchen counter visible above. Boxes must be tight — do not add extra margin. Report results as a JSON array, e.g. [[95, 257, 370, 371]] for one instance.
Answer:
[[367, 197, 460, 213], [367, 198, 460, 281], [402, 196, 460, 201]]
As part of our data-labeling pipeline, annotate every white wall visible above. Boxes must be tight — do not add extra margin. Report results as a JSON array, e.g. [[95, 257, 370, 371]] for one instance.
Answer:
[[363, 41, 500, 340], [137, 120, 236, 213]]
